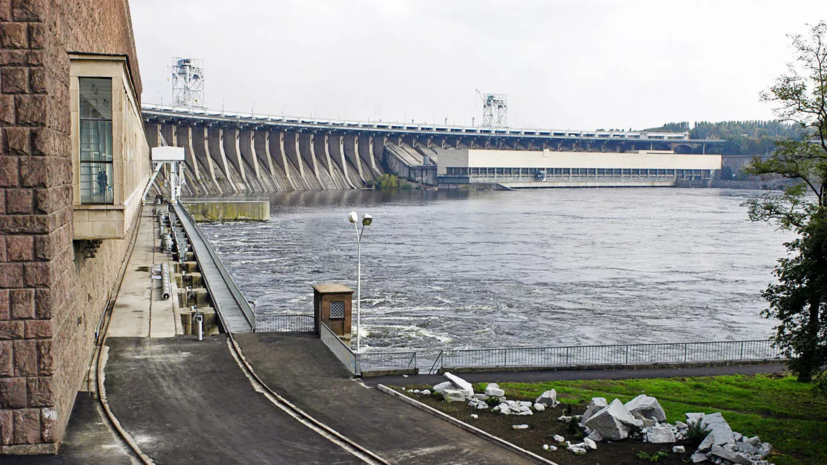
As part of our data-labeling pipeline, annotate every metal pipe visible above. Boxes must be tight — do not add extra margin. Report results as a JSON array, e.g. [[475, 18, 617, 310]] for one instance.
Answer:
[[161, 263, 170, 300]]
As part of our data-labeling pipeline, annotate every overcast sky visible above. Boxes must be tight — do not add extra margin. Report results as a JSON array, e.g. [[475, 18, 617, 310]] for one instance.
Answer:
[[131, 1, 824, 131]]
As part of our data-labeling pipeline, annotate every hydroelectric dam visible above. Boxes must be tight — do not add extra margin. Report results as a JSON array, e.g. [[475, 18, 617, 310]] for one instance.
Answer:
[[141, 105, 725, 195]]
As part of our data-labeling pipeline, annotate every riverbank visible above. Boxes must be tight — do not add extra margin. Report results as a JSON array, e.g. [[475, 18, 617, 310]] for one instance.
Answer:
[[402, 373, 827, 465]]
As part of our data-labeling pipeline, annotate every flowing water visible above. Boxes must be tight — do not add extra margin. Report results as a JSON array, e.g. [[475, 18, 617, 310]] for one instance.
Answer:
[[200, 188, 790, 352]]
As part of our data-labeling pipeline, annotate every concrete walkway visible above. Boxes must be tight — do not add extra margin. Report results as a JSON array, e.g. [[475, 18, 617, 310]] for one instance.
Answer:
[[103, 336, 362, 465], [107, 207, 176, 338], [363, 363, 789, 387], [234, 333, 536, 465]]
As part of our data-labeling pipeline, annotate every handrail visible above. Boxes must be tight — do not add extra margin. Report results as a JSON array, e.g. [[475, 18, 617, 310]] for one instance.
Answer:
[[429, 339, 780, 373], [441, 339, 775, 354], [174, 201, 257, 331], [429, 351, 444, 375]]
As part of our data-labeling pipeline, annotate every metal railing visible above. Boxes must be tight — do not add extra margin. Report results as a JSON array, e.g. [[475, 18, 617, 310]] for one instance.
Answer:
[[428, 339, 780, 374], [358, 351, 418, 374], [175, 202, 257, 330], [320, 322, 359, 376], [256, 314, 315, 333]]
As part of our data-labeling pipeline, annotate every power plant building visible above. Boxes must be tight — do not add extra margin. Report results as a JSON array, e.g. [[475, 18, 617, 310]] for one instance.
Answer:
[[436, 148, 722, 188]]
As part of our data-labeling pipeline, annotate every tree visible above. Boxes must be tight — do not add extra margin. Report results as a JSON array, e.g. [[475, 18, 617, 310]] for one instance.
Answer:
[[743, 22, 827, 386]]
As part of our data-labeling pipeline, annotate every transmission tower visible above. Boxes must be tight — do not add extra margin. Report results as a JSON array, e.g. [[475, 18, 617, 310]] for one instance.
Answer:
[[476, 90, 507, 127], [170, 58, 205, 108]]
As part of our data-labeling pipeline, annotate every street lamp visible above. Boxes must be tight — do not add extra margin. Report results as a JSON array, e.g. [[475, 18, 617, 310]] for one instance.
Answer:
[[348, 211, 372, 353]]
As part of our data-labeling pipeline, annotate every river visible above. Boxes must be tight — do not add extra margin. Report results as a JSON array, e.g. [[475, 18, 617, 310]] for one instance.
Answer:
[[200, 188, 789, 352]]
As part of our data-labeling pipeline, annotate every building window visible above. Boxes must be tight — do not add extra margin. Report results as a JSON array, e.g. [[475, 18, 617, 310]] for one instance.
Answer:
[[79, 78, 114, 204], [330, 301, 345, 319]]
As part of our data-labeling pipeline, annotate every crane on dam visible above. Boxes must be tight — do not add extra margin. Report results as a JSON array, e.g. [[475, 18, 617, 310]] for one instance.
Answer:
[[475, 89, 508, 128]]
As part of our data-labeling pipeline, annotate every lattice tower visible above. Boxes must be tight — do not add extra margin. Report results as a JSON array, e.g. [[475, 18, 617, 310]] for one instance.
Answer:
[[170, 57, 205, 108]]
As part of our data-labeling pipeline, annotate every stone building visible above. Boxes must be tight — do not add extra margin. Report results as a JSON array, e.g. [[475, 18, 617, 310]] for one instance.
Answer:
[[0, 0, 149, 454]]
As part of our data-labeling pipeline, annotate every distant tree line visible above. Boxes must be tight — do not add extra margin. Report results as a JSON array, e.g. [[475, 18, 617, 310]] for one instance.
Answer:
[[644, 120, 812, 155]]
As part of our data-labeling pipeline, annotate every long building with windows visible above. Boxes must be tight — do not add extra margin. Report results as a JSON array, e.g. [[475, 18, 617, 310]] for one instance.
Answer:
[[435, 148, 722, 189]]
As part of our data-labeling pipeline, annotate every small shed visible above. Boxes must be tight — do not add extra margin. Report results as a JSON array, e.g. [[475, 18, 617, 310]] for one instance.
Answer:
[[312, 284, 354, 338]]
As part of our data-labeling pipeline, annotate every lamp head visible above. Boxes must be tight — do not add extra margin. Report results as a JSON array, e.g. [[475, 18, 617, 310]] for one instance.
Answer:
[[362, 214, 373, 226], [348, 211, 358, 223]]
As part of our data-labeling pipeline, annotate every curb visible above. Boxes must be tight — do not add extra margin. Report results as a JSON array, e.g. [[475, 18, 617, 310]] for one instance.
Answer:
[[377, 384, 559, 465]]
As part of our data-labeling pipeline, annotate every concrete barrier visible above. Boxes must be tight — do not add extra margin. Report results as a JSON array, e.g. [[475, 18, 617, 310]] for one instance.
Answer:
[[182, 200, 270, 221]]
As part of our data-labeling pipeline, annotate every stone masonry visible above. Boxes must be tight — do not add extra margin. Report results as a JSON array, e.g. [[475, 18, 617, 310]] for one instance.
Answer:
[[0, 0, 144, 454]]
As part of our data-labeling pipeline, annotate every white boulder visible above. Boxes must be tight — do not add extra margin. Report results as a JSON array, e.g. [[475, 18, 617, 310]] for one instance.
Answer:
[[580, 397, 608, 426], [535, 389, 559, 407], [586, 429, 603, 442], [442, 389, 466, 403], [625, 394, 667, 422], [583, 399, 643, 441], [700, 412, 736, 447], [421, 389, 431, 395], [433, 381, 453, 393], [645, 425, 676, 444], [553, 434, 565, 443], [444, 372, 474, 397], [512, 424, 529, 430], [484, 383, 505, 397], [673, 445, 686, 454], [533, 403, 546, 412], [583, 438, 597, 450], [685, 412, 705, 425]]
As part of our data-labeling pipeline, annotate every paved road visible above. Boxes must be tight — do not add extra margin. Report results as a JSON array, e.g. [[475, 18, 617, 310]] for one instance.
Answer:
[[234, 332, 536, 465], [363, 363, 789, 387], [103, 336, 362, 465]]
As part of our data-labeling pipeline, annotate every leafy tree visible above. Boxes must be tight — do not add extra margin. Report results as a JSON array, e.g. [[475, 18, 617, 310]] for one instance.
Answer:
[[368, 174, 399, 190], [743, 21, 827, 385]]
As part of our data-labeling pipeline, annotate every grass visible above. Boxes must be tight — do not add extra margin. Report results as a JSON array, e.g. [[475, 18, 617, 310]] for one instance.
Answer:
[[483, 374, 827, 465]]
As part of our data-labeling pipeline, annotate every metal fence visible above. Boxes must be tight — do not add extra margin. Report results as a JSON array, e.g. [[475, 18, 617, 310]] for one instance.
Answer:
[[320, 322, 359, 375], [358, 351, 418, 374], [429, 339, 781, 374], [256, 314, 315, 333]]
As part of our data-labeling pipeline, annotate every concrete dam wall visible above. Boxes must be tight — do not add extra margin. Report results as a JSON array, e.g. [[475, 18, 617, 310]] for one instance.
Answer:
[[145, 123, 392, 195], [142, 107, 725, 195]]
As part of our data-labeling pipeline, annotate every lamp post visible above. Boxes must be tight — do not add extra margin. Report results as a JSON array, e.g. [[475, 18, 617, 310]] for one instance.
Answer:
[[348, 211, 372, 353]]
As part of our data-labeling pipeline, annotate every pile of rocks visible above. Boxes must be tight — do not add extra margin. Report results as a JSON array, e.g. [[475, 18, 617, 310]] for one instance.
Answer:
[[421, 375, 774, 464], [577, 395, 775, 464], [432, 373, 559, 417], [686, 412, 774, 465]]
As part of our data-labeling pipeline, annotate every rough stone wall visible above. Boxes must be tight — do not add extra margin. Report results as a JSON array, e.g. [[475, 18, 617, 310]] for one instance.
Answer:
[[0, 0, 143, 453]]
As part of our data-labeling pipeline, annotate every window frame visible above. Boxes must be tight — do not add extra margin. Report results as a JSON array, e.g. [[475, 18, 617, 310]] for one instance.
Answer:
[[78, 77, 115, 205]]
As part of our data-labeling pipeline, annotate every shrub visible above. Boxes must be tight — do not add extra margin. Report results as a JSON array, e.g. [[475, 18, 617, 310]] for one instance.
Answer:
[[686, 420, 712, 446], [636, 451, 669, 462]]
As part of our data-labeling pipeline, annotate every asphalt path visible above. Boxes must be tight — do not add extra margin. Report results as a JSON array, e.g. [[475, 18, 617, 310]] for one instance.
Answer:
[[234, 332, 537, 465], [102, 336, 362, 465]]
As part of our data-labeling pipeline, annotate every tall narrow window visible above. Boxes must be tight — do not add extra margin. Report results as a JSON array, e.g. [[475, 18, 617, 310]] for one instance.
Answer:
[[79, 78, 114, 204]]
